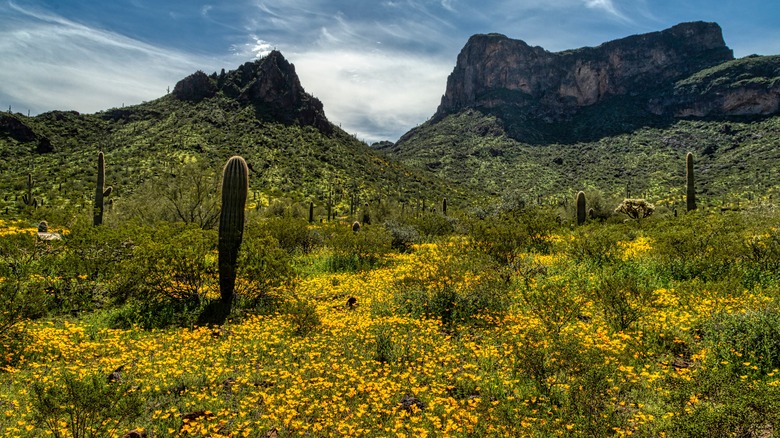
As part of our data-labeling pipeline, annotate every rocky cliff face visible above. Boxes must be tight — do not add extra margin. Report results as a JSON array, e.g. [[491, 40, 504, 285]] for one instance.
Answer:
[[435, 22, 763, 121], [173, 51, 331, 133]]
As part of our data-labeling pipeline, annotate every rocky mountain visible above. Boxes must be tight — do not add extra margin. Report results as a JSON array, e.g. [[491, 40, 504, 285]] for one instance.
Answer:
[[383, 22, 780, 204], [425, 22, 780, 143], [0, 51, 449, 216]]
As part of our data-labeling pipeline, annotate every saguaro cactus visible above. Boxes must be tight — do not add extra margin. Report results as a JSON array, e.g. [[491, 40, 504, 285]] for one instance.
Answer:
[[93, 152, 112, 225], [442, 197, 448, 216], [309, 201, 314, 223], [218, 156, 249, 316], [576, 191, 587, 225], [686, 152, 696, 212], [21, 173, 38, 207]]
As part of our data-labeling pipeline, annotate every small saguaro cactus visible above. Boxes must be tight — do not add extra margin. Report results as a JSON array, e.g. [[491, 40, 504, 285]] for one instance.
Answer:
[[361, 203, 371, 225], [442, 197, 448, 216], [21, 173, 38, 207], [576, 191, 587, 225], [686, 152, 696, 212], [218, 156, 249, 317], [93, 152, 112, 225], [309, 201, 314, 223], [352, 221, 361, 232]]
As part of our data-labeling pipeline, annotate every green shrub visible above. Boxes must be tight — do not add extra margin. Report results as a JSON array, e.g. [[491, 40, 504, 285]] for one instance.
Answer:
[[394, 246, 511, 326], [31, 371, 144, 438], [235, 233, 295, 309], [325, 224, 392, 272], [284, 299, 321, 336], [383, 220, 420, 252], [702, 308, 780, 376], [468, 208, 558, 263], [592, 262, 657, 332]]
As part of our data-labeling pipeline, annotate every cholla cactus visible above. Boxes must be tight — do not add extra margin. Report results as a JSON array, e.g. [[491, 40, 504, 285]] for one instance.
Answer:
[[615, 199, 655, 220]]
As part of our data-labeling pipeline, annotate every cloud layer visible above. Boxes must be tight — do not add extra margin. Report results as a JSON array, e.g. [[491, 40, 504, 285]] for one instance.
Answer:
[[2, 0, 779, 143]]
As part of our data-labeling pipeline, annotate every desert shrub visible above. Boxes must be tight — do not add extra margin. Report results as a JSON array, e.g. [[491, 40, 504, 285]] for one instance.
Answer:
[[408, 212, 455, 239], [516, 257, 591, 335], [394, 245, 511, 326], [702, 308, 780, 376], [31, 371, 144, 438], [234, 233, 295, 309], [468, 208, 558, 263], [325, 224, 392, 272], [257, 216, 321, 253], [649, 212, 743, 282], [564, 224, 625, 267], [105, 223, 216, 329], [591, 262, 658, 332], [284, 299, 320, 336], [383, 220, 420, 252]]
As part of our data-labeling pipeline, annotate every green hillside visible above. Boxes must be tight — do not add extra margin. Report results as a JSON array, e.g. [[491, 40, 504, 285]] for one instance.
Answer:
[[0, 94, 455, 221]]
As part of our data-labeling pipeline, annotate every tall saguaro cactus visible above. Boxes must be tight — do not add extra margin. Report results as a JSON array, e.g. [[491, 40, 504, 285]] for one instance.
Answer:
[[576, 191, 587, 225], [218, 156, 249, 316], [686, 152, 696, 212], [93, 152, 112, 225]]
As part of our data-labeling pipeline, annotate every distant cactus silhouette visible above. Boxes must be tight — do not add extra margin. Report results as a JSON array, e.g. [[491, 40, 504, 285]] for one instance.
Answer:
[[21, 173, 38, 208], [309, 201, 314, 223], [442, 197, 448, 216], [218, 156, 249, 316], [576, 191, 586, 225], [93, 152, 112, 225], [352, 221, 361, 232], [686, 152, 696, 211]]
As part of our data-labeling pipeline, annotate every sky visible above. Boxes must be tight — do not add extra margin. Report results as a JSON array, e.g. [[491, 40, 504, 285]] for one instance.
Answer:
[[1, 0, 779, 143]]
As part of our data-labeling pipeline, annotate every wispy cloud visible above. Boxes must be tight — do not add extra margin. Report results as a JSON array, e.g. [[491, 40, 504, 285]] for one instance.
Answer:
[[0, 1, 217, 114]]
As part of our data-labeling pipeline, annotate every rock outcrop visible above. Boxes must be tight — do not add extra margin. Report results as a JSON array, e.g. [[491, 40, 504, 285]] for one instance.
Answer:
[[172, 51, 330, 133], [434, 22, 774, 122], [0, 113, 54, 153]]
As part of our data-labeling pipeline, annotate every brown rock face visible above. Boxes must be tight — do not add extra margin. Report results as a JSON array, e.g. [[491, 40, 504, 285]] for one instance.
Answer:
[[173, 51, 330, 132], [0, 113, 54, 153], [436, 22, 736, 120]]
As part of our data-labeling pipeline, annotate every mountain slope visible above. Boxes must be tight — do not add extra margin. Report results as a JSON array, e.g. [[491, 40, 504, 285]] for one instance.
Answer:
[[384, 22, 780, 206], [0, 52, 455, 216]]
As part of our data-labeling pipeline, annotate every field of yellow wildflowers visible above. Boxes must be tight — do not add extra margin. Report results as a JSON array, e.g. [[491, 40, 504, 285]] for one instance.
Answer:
[[2, 210, 780, 437]]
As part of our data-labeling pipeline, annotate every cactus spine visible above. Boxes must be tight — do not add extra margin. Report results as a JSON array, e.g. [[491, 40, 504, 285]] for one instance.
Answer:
[[218, 156, 249, 316], [93, 152, 112, 225], [576, 191, 586, 225], [686, 152, 696, 212]]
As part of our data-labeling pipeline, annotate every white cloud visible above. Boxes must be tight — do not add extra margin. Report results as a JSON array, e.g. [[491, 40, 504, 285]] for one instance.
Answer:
[[289, 49, 452, 143], [0, 2, 217, 114]]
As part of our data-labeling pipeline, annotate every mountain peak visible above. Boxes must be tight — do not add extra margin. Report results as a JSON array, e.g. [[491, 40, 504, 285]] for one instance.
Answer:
[[435, 21, 736, 121], [172, 50, 330, 132]]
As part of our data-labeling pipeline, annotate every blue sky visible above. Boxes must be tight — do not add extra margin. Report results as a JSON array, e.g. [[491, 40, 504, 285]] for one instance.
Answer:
[[2, 0, 779, 143]]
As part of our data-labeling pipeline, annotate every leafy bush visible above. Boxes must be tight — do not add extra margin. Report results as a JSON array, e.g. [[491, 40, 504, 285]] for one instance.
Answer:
[[383, 220, 420, 252], [31, 372, 144, 438], [325, 224, 392, 272], [591, 262, 657, 332], [235, 233, 295, 309], [284, 299, 321, 336], [394, 245, 511, 326], [702, 308, 780, 376], [468, 207, 558, 263]]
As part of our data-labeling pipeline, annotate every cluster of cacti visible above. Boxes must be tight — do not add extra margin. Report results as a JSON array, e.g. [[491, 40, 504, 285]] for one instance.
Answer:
[[218, 156, 249, 315], [614, 199, 655, 220], [21, 173, 38, 208], [686, 152, 696, 212], [576, 191, 586, 225], [93, 152, 113, 225]]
